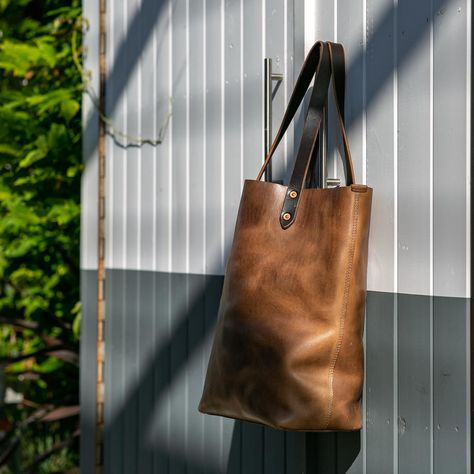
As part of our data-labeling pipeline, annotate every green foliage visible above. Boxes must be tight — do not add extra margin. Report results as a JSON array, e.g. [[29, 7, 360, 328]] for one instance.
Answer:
[[0, 0, 82, 471]]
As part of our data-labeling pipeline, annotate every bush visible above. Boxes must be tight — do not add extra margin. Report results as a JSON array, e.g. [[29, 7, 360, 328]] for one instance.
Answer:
[[0, 0, 82, 471]]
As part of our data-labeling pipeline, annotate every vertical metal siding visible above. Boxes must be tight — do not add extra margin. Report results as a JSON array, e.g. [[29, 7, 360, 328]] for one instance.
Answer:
[[308, 0, 471, 472], [81, 0, 471, 472]]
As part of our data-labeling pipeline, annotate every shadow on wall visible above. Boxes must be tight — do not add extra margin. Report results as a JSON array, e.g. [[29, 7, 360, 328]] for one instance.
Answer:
[[90, 270, 312, 473], [81, 270, 360, 474], [82, 269, 361, 473], [81, 0, 454, 471]]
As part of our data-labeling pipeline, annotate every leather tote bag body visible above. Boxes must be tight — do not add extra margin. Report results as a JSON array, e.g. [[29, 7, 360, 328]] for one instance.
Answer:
[[198, 41, 373, 432]]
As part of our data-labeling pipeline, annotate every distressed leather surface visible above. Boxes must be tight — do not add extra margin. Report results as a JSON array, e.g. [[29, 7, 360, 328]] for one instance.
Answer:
[[199, 40, 373, 431], [199, 180, 372, 431]]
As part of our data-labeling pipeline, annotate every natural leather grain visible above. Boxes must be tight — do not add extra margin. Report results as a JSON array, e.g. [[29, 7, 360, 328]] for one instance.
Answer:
[[198, 41, 373, 431], [198, 181, 372, 430]]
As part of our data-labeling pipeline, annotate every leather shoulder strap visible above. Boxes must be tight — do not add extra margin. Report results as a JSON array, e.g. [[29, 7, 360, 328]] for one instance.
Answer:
[[327, 41, 355, 185], [256, 41, 329, 181]]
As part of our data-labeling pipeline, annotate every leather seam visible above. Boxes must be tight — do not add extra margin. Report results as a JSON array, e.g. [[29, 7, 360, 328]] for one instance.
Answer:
[[323, 192, 360, 429]]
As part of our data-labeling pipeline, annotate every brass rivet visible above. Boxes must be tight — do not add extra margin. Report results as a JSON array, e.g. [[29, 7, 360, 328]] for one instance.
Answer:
[[289, 190, 298, 199], [282, 212, 291, 221]]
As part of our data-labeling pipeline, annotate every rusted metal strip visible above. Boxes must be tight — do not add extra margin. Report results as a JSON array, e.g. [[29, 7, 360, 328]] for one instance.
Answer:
[[96, 0, 106, 471]]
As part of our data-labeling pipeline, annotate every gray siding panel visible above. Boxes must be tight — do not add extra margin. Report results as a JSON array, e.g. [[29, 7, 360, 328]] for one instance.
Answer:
[[265, 0, 288, 180], [365, 0, 396, 293], [433, 0, 469, 298], [264, 428, 285, 474], [108, 0, 127, 270], [397, 294, 432, 473], [124, 265, 139, 472], [81, 17, 98, 270], [223, 0, 243, 203], [365, 291, 395, 473], [153, 271, 172, 473], [125, 0, 141, 271], [243, 0, 264, 180], [169, 273, 187, 474], [205, 276, 227, 472], [171, 0, 188, 275], [79, 270, 97, 474], [337, 0, 365, 184], [397, 0, 431, 296], [187, 275, 207, 474], [205, 0, 225, 275], [106, 269, 126, 474], [137, 272, 156, 472], [433, 297, 470, 474], [241, 423, 263, 473]]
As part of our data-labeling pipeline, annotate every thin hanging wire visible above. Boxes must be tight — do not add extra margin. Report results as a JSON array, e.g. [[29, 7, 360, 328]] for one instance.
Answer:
[[72, 18, 173, 148]]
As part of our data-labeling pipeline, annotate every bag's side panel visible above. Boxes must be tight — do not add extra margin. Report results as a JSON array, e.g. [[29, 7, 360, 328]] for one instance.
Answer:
[[327, 188, 373, 431]]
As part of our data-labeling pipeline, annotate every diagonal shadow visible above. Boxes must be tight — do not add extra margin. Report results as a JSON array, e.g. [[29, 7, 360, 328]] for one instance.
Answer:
[[81, 0, 454, 472], [103, 270, 231, 473], [84, 0, 449, 168], [83, 0, 169, 163]]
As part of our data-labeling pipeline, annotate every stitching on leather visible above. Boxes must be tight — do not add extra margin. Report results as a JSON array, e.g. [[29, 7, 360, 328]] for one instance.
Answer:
[[323, 193, 360, 430]]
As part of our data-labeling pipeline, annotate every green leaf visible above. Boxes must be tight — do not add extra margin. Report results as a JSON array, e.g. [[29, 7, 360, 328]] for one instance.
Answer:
[[0, 0, 10, 13], [34, 36, 57, 68], [33, 356, 63, 374], [60, 99, 80, 122], [72, 310, 81, 339], [4, 236, 37, 257], [0, 143, 21, 157], [18, 148, 47, 168]]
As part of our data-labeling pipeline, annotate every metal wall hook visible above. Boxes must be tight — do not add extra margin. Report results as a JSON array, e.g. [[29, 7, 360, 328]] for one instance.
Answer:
[[264, 58, 283, 183], [319, 105, 341, 188]]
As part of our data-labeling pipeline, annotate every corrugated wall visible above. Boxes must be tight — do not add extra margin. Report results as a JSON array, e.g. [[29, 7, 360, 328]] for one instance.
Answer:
[[81, 0, 471, 472]]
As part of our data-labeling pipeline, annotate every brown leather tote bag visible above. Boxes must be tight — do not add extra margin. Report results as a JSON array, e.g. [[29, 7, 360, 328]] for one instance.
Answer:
[[198, 40, 373, 432]]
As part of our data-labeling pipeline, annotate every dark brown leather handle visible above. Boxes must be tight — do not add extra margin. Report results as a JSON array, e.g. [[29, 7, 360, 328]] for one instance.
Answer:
[[307, 41, 355, 186], [278, 43, 332, 228], [326, 41, 355, 186], [256, 41, 329, 182]]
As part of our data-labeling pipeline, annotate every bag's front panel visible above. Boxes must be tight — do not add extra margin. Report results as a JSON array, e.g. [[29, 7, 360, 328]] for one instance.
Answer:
[[199, 180, 370, 431]]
